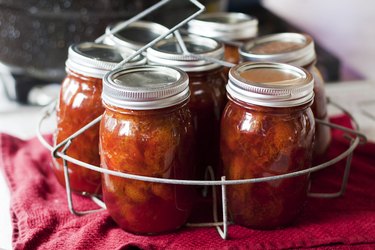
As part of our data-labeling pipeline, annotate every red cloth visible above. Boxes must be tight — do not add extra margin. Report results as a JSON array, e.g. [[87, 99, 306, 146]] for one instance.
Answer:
[[1, 115, 375, 249]]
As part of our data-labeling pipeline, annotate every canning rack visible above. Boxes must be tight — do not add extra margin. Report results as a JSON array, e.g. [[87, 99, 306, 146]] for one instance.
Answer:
[[35, 0, 368, 240]]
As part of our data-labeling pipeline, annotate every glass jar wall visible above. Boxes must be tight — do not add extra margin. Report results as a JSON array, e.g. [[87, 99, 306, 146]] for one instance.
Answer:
[[239, 33, 331, 162], [147, 35, 227, 180], [54, 42, 145, 195], [100, 65, 195, 234], [221, 62, 315, 229]]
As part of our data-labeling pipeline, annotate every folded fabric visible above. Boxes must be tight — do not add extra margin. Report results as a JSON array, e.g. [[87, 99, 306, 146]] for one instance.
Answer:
[[0, 115, 374, 249]]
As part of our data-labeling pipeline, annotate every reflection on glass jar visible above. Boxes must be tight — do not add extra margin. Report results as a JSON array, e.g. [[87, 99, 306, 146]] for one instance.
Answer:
[[54, 42, 145, 195], [100, 65, 195, 234], [239, 33, 331, 163], [221, 62, 315, 229]]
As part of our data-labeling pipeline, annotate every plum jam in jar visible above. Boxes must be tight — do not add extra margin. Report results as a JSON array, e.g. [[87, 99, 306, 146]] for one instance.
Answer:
[[187, 12, 258, 66], [239, 33, 331, 162], [54, 42, 145, 195], [221, 62, 315, 229], [100, 65, 195, 234], [147, 35, 227, 180]]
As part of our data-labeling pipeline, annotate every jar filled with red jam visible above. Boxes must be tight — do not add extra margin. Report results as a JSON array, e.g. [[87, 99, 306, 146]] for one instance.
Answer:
[[54, 42, 145, 195], [221, 62, 315, 229], [147, 35, 227, 180], [187, 12, 258, 66], [239, 33, 331, 162], [100, 65, 195, 234]]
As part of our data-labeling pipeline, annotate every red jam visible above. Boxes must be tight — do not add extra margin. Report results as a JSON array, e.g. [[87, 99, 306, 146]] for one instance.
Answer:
[[221, 62, 315, 229], [53, 42, 145, 195], [146, 36, 227, 180], [221, 101, 315, 228], [100, 103, 195, 234], [54, 69, 103, 195], [100, 65, 195, 234], [187, 68, 227, 179], [224, 44, 241, 66], [240, 33, 331, 163]]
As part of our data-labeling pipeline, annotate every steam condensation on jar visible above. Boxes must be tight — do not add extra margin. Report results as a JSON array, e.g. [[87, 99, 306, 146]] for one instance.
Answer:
[[100, 65, 195, 234], [147, 35, 227, 181], [54, 42, 145, 195], [187, 12, 258, 66], [220, 62, 315, 229], [239, 33, 331, 163]]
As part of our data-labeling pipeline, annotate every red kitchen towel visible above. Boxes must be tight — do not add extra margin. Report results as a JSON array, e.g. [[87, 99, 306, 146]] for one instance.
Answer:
[[0, 115, 375, 250]]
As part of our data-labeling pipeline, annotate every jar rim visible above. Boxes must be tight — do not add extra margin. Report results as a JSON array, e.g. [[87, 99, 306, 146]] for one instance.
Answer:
[[146, 35, 224, 72], [227, 62, 314, 108], [187, 12, 258, 40], [239, 33, 316, 67], [66, 42, 146, 78], [102, 65, 190, 110]]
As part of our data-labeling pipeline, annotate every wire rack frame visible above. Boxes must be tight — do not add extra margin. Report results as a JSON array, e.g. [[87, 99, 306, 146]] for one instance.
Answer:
[[37, 98, 367, 240], [35, 0, 368, 239]]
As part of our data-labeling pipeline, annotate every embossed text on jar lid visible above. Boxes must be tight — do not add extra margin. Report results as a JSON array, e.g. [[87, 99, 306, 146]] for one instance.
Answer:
[[102, 65, 190, 110], [228, 62, 314, 107], [239, 33, 316, 67], [146, 35, 224, 72], [187, 12, 258, 40], [66, 42, 146, 78], [104, 21, 170, 50]]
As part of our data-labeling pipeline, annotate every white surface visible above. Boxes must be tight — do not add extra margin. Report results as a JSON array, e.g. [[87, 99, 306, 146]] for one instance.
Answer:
[[326, 81, 375, 141], [263, 0, 375, 80]]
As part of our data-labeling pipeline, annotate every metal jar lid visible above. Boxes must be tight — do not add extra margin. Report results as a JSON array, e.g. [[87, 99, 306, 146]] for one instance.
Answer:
[[102, 65, 190, 110], [239, 33, 316, 67], [104, 20, 170, 50], [66, 42, 146, 78], [227, 62, 314, 107], [187, 12, 258, 41], [146, 35, 225, 72]]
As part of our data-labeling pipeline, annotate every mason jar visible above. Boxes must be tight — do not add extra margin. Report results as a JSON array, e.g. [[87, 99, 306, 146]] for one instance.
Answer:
[[54, 42, 145, 195], [147, 35, 227, 180], [221, 62, 315, 229], [100, 65, 195, 234], [239, 33, 331, 162], [187, 12, 258, 66]]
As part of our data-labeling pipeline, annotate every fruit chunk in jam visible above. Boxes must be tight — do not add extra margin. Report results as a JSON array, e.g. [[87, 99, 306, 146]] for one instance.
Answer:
[[100, 104, 195, 234], [221, 101, 315, 228], [54, 70, 103, 195]]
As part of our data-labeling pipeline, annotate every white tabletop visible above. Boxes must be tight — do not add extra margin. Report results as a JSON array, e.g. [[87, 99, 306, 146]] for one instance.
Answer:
[[0, 80, 374, 250]]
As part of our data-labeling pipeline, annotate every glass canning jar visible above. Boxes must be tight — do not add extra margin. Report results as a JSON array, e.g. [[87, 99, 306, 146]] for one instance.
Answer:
[[187, 12, 258, 66], [239, 33, 331, 162], [147, 35, 227, 180], [221, 62, 315, 229], [100, 65, 195, 234], [54, 42, 145, 195]]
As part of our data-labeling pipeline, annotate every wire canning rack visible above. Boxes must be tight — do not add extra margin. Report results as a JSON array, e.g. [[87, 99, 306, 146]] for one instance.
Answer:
[[36, 0, 367, 240], [37, 99, 367, 239]]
